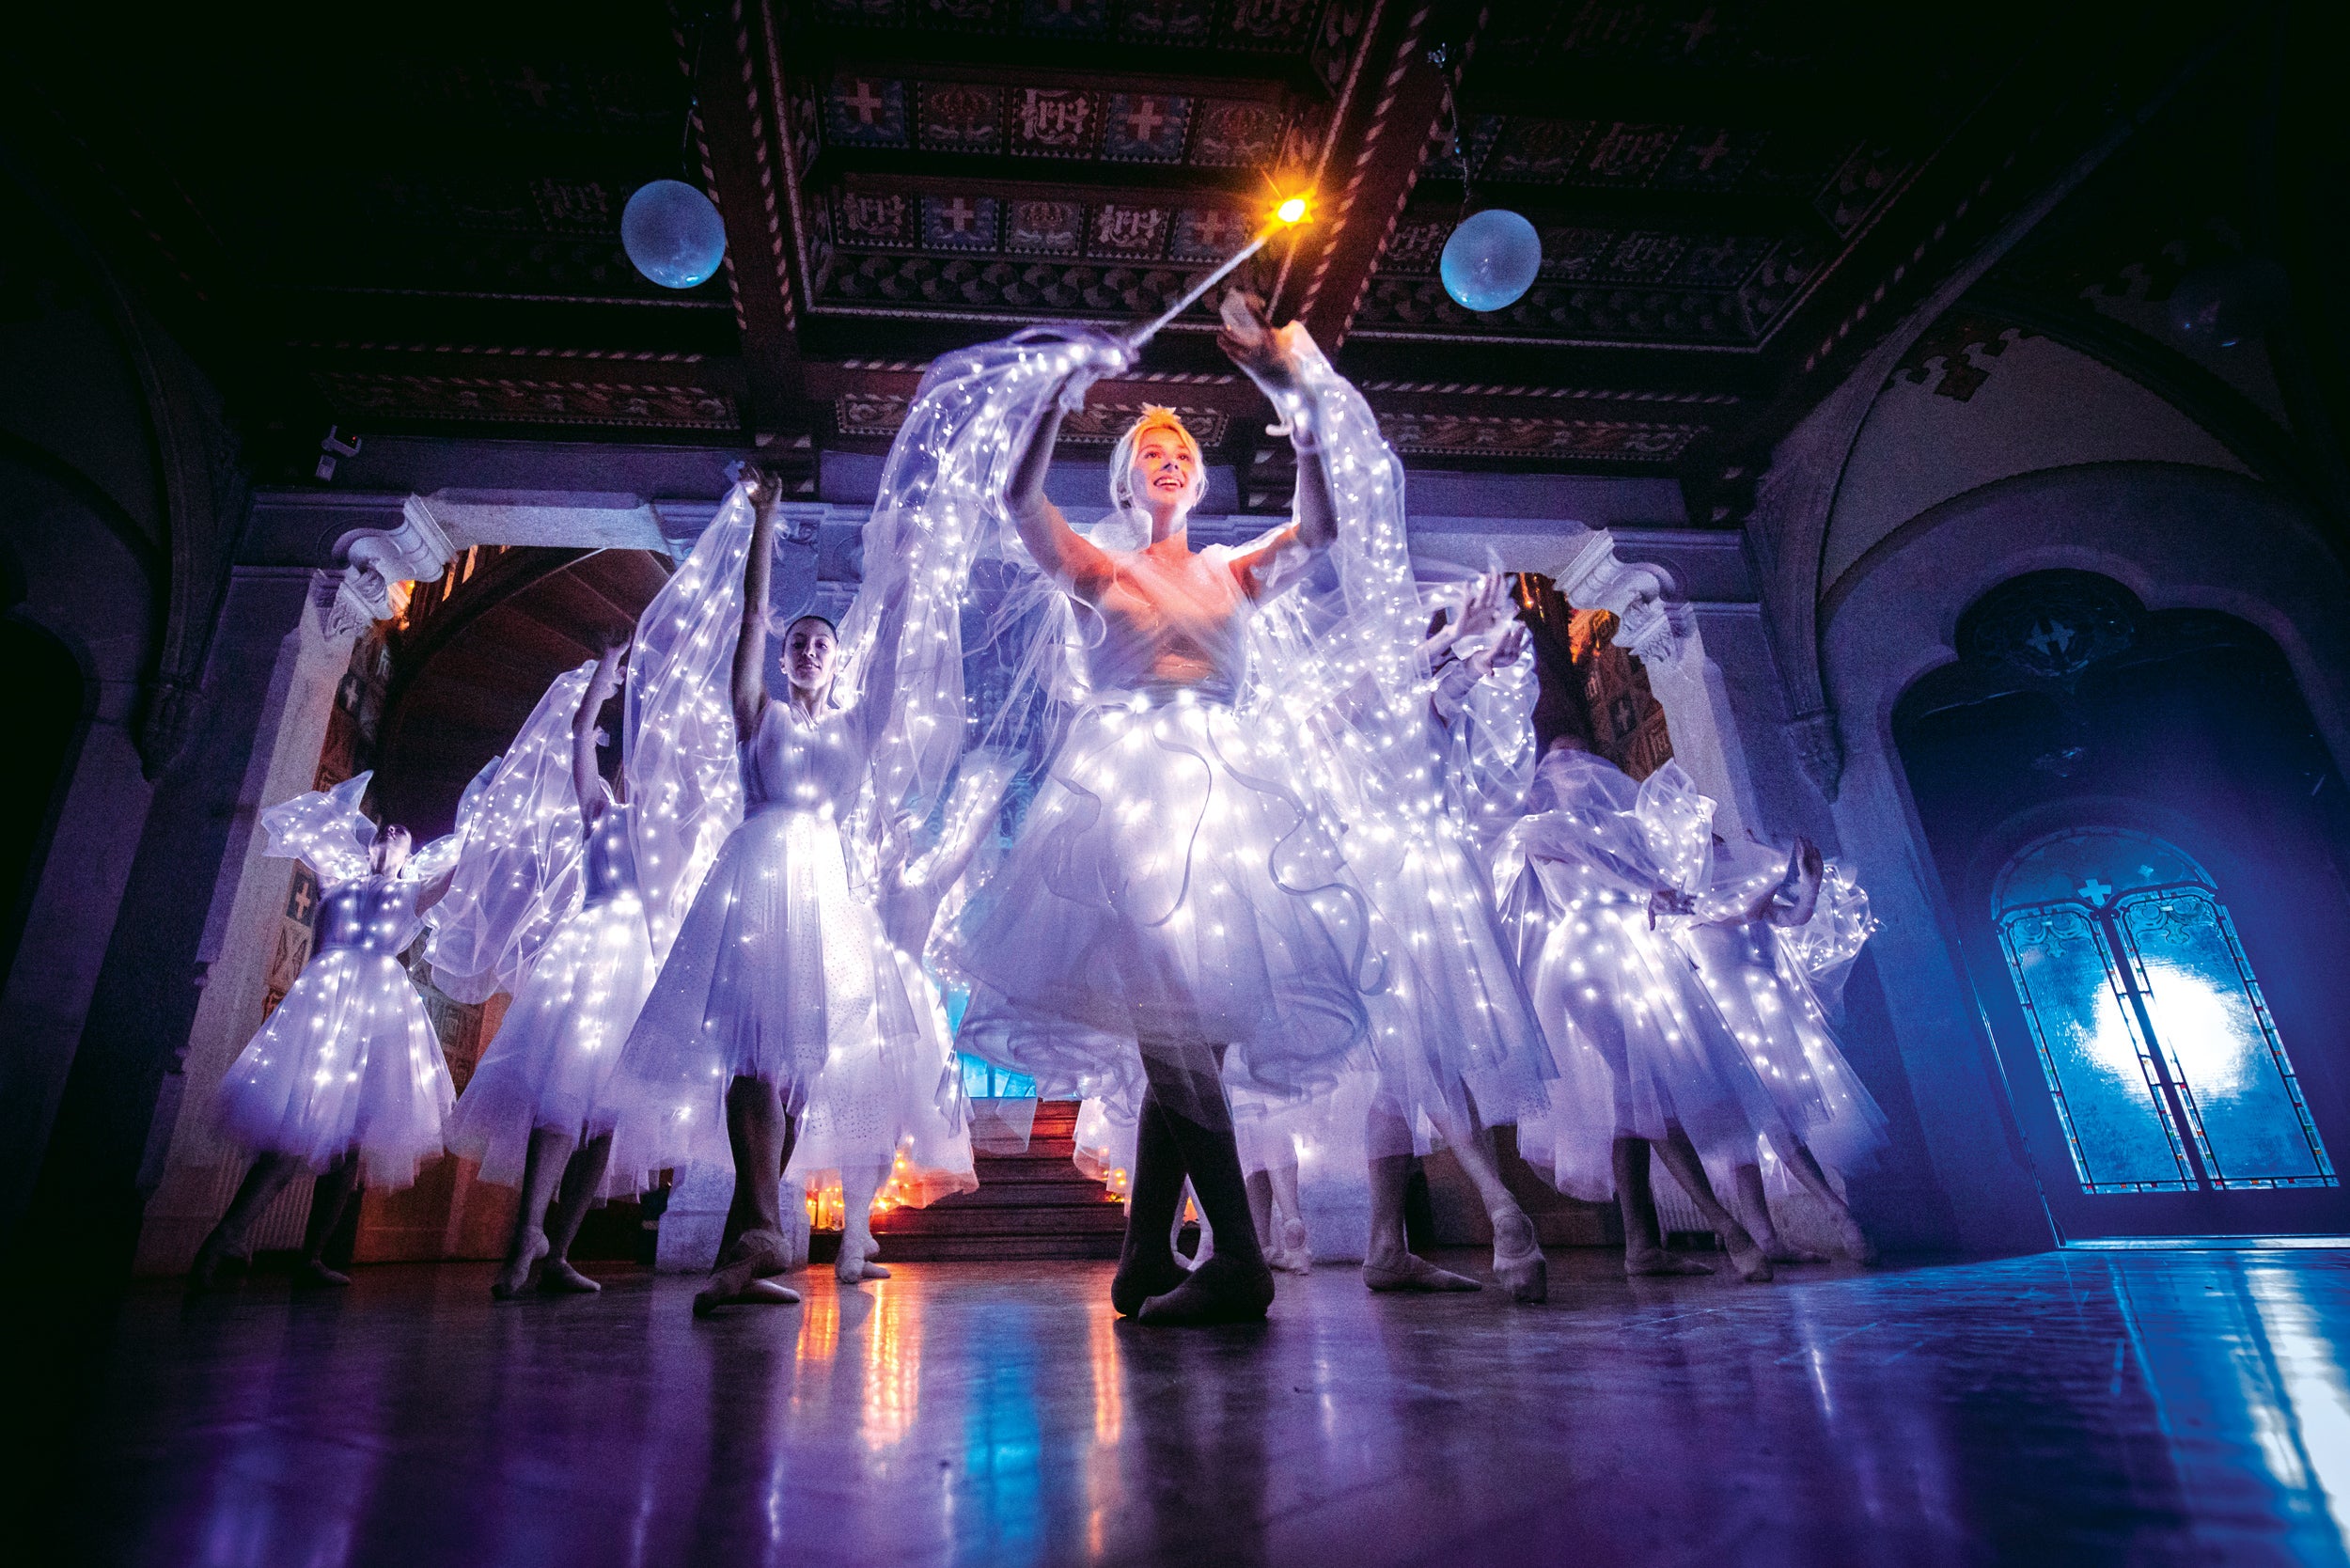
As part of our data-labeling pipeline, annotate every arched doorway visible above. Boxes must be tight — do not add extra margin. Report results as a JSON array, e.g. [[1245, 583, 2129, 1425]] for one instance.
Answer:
[[1897, 571, 2350, 1239]]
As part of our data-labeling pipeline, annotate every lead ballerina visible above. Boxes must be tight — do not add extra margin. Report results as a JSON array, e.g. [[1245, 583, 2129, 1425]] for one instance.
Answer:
[[947, 298, 1376, 1325]]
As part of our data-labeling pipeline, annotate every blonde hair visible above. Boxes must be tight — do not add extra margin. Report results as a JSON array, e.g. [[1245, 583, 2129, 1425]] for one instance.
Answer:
[[1107, 406, 1205, 513]]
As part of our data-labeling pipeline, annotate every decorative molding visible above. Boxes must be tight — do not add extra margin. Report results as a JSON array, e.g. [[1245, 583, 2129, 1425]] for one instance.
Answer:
[[313, 371, 738, 430], [1547, 528, 1695, 667], [319, 497, 456, 635], [835, 392, 1228, 446], [1378, 412, 1705, 462], [1785, 708, 1843, 800]]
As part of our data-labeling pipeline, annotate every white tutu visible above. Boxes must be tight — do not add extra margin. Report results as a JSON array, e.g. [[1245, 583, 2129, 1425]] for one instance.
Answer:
[[948, 692, 1375, 1117], [212, 876, 453, 1189], [445, 891, 656, 1193], [789, 942, 977, 1209], [1677, 917, 1888, 1178], [1496, 754, 1786, 1200]]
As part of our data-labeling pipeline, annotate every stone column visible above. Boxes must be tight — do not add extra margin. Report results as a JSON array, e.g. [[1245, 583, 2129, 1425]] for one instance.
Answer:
[[128, 572, 357, 1272]]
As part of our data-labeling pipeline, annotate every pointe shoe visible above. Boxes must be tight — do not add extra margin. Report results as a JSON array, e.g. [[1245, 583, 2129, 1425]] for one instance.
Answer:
[[694, 1229, 798, 1317], [1273, 1218, 1313, 1274], [492, 1231, 550, 1301], [836, 1235, 892, 1284], [1833, 1212, 1879, 1267], [1722, 1228, 1775, 1284], [538, 1257, 602, 1294], [1136, 1253, 1276, 1325], [296, 1258, 352, 1289], [1491, 1210, 1547, 1304], [1624, 1247, 1713, 1278], [1111, 1246, 1191, 1317], [1363, 1252, 1481, 1293], [187, 1234, 249, 1294]]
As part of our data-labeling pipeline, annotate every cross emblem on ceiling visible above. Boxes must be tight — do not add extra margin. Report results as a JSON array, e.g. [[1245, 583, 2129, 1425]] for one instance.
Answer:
[[1124, 98, 1167, 141], [1688, 133, 1733, 171], [943, 197, 976, 232], [845, 80, 885, 124], [512, 66, 552, 110], [2077, 877, 2113, 907]]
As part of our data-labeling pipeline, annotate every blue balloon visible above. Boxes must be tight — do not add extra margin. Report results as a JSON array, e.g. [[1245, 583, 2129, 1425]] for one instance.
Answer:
[[1439, 209, 1542, 313], [622, 180, 728, 290]]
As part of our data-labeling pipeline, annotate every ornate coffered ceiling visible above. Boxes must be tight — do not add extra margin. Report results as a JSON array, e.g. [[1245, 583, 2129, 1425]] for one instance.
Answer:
[[7, 0, 2191, 516]]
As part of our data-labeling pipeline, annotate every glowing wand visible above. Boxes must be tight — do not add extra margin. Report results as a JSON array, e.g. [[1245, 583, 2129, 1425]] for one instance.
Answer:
[[1122, 196, 1310, 352]]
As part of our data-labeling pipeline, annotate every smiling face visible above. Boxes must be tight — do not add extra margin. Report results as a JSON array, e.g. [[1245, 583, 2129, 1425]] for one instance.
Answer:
[[1111, 411, 1205, 523], [784, 616, 838, 698]]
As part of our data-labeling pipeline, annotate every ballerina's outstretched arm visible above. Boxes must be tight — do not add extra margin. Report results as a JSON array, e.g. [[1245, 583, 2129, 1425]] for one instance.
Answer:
[[732, 469, 782, 737], [572, 642, 625, 826], [1219, 294, 1338, 603], [1004, 374, 1114, 601]]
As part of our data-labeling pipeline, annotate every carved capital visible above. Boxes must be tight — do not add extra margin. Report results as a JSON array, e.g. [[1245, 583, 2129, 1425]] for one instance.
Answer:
[[1548, 528, 1693, 668], [322, 496, 456, 635], [1787, 708, 1844, 800]]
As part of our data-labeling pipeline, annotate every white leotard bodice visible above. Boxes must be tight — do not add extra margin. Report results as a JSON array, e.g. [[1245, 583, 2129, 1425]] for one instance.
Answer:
[[744, 699, 869, 819], [1085, 544, 1252, 702]]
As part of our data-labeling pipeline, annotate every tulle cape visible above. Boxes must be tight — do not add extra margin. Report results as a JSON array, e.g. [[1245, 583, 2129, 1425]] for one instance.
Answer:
[[425, 663, 597, 1002]]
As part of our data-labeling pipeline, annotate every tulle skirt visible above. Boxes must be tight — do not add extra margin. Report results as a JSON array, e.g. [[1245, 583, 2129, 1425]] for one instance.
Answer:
[[1676, 923, 1888, 1177], [1353, 825, 1555, 1145], [444, 891, 656, 1195], [788, 945, 978, 1210], [1514, 898, 1788, 1202], [947, 695, 1373, 1121], [212, 947, 454, 1189], [599, 804, 900, 1186]]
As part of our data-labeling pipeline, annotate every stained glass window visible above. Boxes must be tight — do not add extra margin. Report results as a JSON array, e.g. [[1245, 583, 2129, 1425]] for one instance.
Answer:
[[1994, 829, 2335, 1196]]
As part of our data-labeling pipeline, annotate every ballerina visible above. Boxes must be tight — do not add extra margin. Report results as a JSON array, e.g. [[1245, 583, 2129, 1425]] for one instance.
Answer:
[[946, 300, 1377, 1325], [443, 644, 658, 1297], [190, 775, 465, 1290], [1496, 735, 1781, 1283], [1678, 839, 1885, 1264], [600, 469, 926, 1315]]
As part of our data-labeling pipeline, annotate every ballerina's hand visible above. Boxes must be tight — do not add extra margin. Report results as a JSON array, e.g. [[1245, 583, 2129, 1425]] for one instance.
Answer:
[[1456, 573, 1513, 637], [1217, 290, 1301, 395]]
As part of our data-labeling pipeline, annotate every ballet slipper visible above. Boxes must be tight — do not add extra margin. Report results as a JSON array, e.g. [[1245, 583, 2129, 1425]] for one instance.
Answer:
[[694, 1228, 798, 1316], [187, 1235, 249, 1294], [296, 1259, 352, 1289], [1624, 1247, 1713, 1277], [1833, 1213, 1879, 1267], [1136, 1253, 1275, 1325], [492, 1231, 550, 1301], [1363, 1252, 1481, 1293], [1277, 1218, 1312, 1273], [537, 1257, 602, 1294], [1764, 1241, 1828, 1265], [1491, 1210, 1547, 1304], [1111, 1242, 1190, 1317], [836, 1235, 892, 1284], [1722, 1227, 1775, 1284]]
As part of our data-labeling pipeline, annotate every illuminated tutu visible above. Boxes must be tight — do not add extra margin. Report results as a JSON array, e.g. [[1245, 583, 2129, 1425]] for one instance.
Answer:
[[1496, 750, 1787, 1200], [444, 800, 656, 1194], [602, 699, 921, 1184], [212, 775, 460, 1189], [787, 937, 978, 1210], [1677, 845, 1888, 1178], [946, 611, 1377, 1115]]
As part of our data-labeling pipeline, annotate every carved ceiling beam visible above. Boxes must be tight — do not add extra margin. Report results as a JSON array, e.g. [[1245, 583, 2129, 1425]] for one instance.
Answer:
[[1271, 1, 1472, 350], [693, 0, 806, 437], [805, 155, 1269, 207]]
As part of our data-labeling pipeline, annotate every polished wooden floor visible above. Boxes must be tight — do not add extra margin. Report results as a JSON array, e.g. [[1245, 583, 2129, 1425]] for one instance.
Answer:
[[38, 1248, 2350, 1566]]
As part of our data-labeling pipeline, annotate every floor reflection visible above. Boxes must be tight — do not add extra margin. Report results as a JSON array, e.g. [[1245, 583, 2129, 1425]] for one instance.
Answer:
[[56, 1250, 2350, 1565]]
